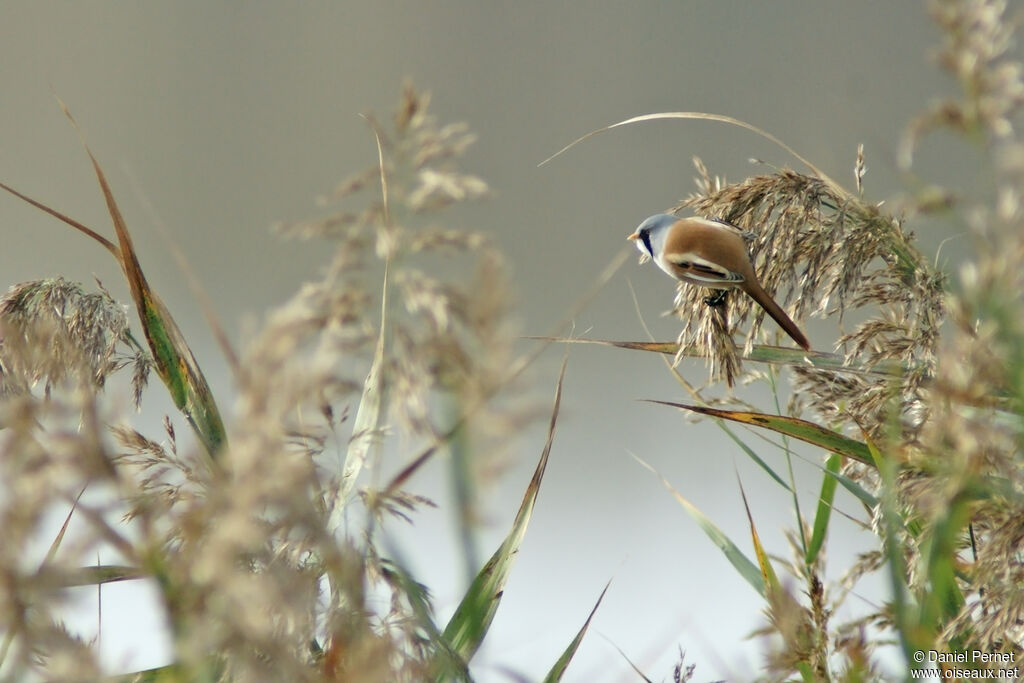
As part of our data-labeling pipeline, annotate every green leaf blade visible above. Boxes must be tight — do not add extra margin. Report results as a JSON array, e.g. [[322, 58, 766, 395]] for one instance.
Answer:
[[441, 356, 566, 663], [807, 453, 841, 565], [542, 581, 610, 682], [648, 401, 874, 466]]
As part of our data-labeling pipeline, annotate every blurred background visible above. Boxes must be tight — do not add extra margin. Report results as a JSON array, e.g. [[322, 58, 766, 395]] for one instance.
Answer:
[[0, 3, 971, 680]]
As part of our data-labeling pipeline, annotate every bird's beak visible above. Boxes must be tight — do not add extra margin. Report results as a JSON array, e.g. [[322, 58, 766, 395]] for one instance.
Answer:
[[627, 233, 639, 241]]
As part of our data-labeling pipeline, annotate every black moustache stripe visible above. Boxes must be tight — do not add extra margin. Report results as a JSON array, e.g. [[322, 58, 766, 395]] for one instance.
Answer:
[[641, 231, 654, 257]]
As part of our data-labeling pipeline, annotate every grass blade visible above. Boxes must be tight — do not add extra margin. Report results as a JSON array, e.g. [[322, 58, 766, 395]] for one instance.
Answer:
[[809, 460, 877, 509], [632, 454, 764, 597], [60, 565, 145, 587], [335, 270, 388, 515], [601, 636, 654, 683], [647, 400, 874, 466], [807, 454, 840, 566], [441, 354, 567, 663], [42, 489, 86, 567], [388, 560, 472, 682], [0, 180, 120, 257], [336, 119, 392, 521], [538, 111, 842, 196], [737, 477, 780, 593], [923, 497, 969, 626], [6, 101, 228, 457], [542, 581, 610, 682], [64, 104, 226, 457], [527, 336, 912, 379], [865, 433, 927, 665], [720, 424, 792, 492]]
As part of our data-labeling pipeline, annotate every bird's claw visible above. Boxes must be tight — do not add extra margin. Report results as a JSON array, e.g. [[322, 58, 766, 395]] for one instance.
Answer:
[[703, 290, 728, 308]]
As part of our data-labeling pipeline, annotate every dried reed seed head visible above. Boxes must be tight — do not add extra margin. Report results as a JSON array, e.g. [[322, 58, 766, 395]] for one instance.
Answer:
[[151, 85, 524, 677], [0, 372, 132, 678], [407, 168, 489, 213], [900, 0, 1024, 167], [0, 86, 506, 679], [0, 278, 145, 396], [407, 226, 488, 253], [673, 158, 943, 421], [663, 3, 1024, 672], [318, 167, 381, 205]]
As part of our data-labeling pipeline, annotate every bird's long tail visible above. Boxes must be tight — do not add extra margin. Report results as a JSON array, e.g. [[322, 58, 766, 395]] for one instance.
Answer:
[[743, 282, 811, 350]]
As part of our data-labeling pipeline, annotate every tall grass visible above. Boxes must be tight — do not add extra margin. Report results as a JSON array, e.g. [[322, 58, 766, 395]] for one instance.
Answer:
[[0, 85, 584, 681], [591, 0, 1024, 679], [543, 0, 1024, 679], [2, 0, 1023, 680]]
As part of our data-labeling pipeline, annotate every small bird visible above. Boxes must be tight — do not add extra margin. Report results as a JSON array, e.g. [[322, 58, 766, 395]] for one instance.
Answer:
[[628, 214, 810, 350]]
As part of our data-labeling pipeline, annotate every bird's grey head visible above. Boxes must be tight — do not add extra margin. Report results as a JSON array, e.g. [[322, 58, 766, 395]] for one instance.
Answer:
[[630, 214, 677, 259]]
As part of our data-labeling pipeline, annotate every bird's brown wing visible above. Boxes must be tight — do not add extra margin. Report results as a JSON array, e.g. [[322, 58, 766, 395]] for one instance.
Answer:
[[661, 218, 754, 287], [662, 252, 745, 287]]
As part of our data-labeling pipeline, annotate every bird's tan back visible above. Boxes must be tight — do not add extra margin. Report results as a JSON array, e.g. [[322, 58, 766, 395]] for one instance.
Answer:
[[661, 218, 756, 281]]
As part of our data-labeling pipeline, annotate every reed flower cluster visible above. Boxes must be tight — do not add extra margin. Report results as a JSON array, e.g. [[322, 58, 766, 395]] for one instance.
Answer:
[[0, 85, 525, 681], [660, 0, 1024, 677]]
